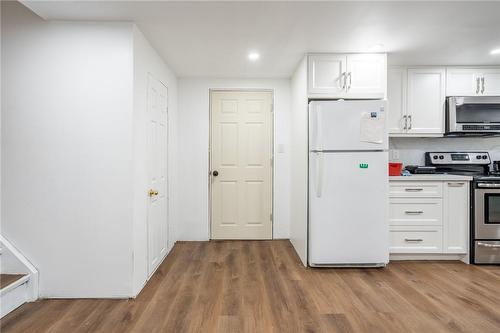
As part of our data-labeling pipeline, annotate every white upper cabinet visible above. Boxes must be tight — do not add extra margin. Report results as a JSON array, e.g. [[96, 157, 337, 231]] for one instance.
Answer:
[[482, 68, 500, 96], [387, 67, 407, 134], [308, 54, 346, 96], [308, 53, 386, 99], [406, 68, 446, 135], [345, 54, 386, 98], [446, 67, 500, 96], [446, 68, 479, 96]]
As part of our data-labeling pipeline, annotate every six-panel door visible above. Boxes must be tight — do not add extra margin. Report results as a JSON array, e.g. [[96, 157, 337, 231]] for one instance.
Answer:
[[147, 74, 168, 276], [210, 91, 273, 239]]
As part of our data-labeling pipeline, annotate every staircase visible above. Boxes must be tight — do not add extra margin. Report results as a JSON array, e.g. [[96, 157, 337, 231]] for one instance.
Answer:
[[0, 235, 38, 318]]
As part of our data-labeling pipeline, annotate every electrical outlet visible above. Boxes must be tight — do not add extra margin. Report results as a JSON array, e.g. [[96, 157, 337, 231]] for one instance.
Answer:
[[390, 149, 400, 160]]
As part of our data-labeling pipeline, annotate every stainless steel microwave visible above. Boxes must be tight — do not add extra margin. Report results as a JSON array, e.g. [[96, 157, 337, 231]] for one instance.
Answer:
[[446, 96, 500, 134]]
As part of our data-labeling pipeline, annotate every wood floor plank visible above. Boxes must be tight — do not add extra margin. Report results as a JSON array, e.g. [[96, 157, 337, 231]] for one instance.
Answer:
[[1, 240, 499, 333]]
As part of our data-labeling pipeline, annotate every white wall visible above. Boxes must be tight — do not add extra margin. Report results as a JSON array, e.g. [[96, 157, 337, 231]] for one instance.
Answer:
[[177, 78, 291, 240], [2, 2, 140, 298], [131, 26, 178, 296], [390, 137, 500, 165], [289, 58, 309, 266]]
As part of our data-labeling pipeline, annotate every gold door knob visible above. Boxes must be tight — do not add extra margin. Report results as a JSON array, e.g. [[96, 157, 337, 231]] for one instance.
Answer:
[[149, 189, 159, 197]]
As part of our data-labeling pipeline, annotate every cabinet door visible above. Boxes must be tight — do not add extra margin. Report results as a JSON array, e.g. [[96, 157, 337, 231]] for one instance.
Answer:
[[446, 68, 480, 96], [308, 54, 346, 97], [443, 181, 469, 254], [481, 68, 500, 96], [406, 68, 445, 135], [345, 54, 386, 98], [387, 67, 407, 134]]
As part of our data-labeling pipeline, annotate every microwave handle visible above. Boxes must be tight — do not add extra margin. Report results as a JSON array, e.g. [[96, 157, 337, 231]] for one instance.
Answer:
[[481, 77, 485, 94]]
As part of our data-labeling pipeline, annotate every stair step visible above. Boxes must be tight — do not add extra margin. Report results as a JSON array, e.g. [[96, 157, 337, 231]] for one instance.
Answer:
[[1, 274, 27, 289]]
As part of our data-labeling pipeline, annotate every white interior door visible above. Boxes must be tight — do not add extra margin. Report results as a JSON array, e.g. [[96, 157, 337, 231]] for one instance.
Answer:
[[210, 91, 273, 239], [147, 74, 168, 275]]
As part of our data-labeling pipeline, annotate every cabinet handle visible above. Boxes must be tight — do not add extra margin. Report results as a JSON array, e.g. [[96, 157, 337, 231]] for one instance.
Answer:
[[448, 182, 465, 187], [402, 115, 407, 130], [347, 72, 352, 91], [476, 77, 480, 94], [405, 211, 424, 215], [481, 77, 485, 94], [408, 115, 412, 130], [340, 72, 347, 90], [405, 238, 423, 242], [405, 188, 423, 192]]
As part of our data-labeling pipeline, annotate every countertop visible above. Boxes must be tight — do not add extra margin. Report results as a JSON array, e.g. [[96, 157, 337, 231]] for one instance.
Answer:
[[389, 174, 473, 181]]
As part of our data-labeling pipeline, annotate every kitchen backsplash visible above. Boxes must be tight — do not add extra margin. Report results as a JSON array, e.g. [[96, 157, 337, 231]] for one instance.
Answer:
[[389, 137, 500, 166]]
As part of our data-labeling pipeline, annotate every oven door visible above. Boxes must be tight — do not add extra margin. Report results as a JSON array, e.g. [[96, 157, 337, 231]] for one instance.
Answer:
[[475, 187, 500, 239]]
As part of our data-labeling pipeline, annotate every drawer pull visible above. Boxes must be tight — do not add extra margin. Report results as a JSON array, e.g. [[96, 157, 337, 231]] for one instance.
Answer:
[[448, 182, 465, 187], [405, 238, 423, 242], [405, 210, 424, 215], [405, 188, 423, 192]]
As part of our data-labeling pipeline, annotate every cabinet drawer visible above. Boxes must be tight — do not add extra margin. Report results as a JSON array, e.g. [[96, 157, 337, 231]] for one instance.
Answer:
[[390, 226, 443, 253], [389, 198, 443, 226], [389, 182, 443, 197]]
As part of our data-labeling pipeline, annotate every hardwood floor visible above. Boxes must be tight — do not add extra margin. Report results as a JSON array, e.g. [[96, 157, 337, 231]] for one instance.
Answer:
[[0, 274, 26, 289], [1, 240, 500, 332]]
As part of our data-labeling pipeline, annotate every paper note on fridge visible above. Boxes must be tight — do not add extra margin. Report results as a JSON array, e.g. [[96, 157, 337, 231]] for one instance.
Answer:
[[360, 112, 384, 144]]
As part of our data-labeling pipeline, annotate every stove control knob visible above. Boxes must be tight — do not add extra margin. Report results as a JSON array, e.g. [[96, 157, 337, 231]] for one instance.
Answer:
[[433, 155, 438, 160], [482, 155, 488, 159], [439, 155, 444, 160], [476, 155, 482, 159]]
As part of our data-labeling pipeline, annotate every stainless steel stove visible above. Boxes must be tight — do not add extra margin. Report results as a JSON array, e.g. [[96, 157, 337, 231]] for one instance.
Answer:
[[426, 151, 500, 264]]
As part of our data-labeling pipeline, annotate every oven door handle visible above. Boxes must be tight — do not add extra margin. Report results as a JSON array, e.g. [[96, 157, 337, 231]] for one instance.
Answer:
[[477, 183, 500, 188], [477, 242, 500, 249]]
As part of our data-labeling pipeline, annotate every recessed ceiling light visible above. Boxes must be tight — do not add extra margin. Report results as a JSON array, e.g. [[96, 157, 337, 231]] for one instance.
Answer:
[[248, 52, 260, 61], [491, 48, 500, 55]]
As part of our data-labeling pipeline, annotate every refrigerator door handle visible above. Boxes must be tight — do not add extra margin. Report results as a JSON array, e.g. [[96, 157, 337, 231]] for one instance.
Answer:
[[310, 102, 323, 151], [315, 152, 324, 198]]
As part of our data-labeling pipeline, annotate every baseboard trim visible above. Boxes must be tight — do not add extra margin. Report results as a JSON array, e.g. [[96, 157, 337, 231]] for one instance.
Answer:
[[390, 253, 468, 263]]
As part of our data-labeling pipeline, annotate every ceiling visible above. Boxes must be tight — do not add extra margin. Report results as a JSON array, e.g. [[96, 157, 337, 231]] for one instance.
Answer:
[[22, 1, 500, 78]]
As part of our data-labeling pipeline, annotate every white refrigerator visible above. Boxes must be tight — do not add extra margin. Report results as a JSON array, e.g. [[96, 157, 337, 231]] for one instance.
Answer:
[[309, 100, 389, 267]]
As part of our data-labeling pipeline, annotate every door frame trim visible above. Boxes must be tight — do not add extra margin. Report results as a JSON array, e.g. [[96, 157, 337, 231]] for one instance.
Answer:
[[208, 88, 275, 240]]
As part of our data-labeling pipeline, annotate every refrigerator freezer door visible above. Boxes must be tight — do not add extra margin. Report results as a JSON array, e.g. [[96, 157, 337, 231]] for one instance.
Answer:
[[309, 151, 389, 265], [309, 100, 388, 151]]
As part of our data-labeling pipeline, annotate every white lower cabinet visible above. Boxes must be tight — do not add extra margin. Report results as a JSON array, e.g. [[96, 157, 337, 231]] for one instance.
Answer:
[[390, 226, 443, 253], [389, 180, 469, 255], [443, 181, 469, 253]]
